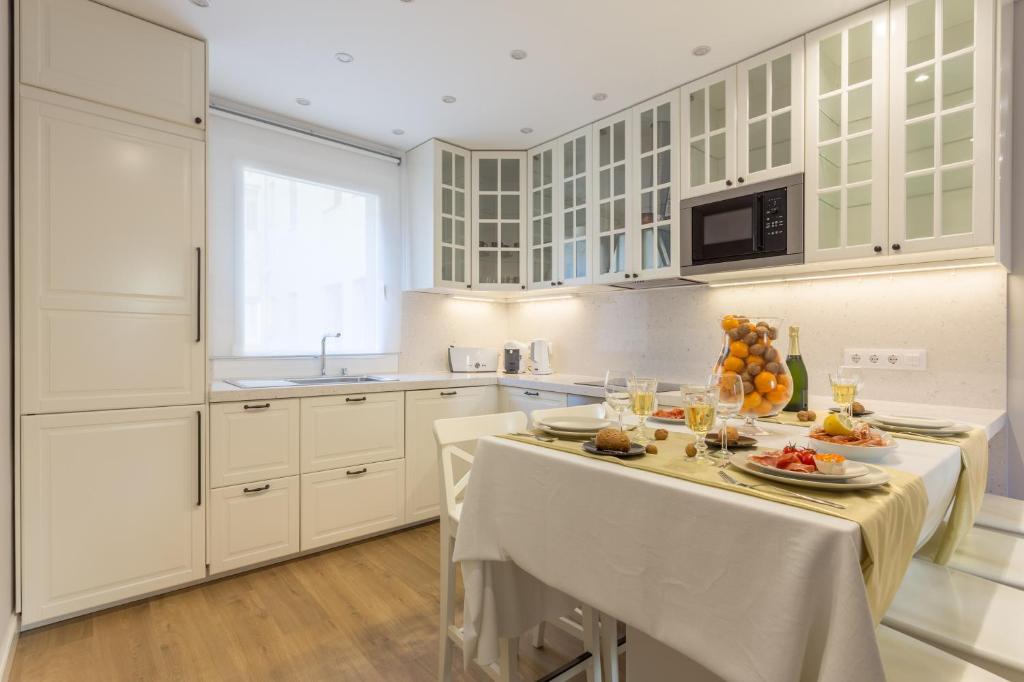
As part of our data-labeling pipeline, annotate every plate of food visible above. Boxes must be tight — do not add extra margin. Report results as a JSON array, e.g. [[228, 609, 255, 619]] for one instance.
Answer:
[[583, 428, 646, 457], [649, 407, 686, 424], [807, 420, 898, 463], [728, 452, 891, 490], [745, 444, 870, 481], [706, 426, 757, 449]]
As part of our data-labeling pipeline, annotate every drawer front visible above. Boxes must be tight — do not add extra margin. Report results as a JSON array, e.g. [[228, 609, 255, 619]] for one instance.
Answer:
[[210, 399, 300, 487], [300, 460, 405, 551], [300, 392, 404, 474], [209, 476, 299, 575], [499, 386, 568, 417]]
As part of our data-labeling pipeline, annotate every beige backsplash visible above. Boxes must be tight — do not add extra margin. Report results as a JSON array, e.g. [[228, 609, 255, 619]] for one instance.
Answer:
[[401, 267, 1008, 410]]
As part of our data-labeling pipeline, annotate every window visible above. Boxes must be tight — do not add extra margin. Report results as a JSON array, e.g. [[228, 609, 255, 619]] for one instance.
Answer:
[[239, 168, 382, 355]]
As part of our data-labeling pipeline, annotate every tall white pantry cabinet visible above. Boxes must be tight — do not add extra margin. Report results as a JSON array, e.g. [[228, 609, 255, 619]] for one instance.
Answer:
[[16, 0, 208, 626]]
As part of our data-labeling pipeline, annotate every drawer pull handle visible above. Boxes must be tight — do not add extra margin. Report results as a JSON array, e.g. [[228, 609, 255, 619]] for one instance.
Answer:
[[243, 403, 271, 410], [346, 467, 368, 476], [440, 391, 458, 396], [243, 484, 271, 494], [346, 396, 367, 403], [524, 391, 540, 397]]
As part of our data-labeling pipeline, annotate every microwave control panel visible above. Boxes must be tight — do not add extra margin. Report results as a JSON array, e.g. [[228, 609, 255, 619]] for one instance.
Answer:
[[761, 188, 788, 252]]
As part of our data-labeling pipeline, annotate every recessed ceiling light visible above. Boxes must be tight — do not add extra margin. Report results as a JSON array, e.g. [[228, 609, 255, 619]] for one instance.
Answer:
[[189, 0, 209, 6], [520, 127, 533, 134], [692, 45, 711, 56], [295, 97, 311, 106], [335, 52, 354, 63], [914, 72, 930, 82], [441, 95, 457, 104], [510, 49, 528, 60], [592, 92, 608, 101], [392, 128, 405, 135]]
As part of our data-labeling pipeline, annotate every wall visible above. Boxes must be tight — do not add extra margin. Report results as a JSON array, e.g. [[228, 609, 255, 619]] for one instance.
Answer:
[[397, 292, 509, 372], [1007, 0, 1024, 499]]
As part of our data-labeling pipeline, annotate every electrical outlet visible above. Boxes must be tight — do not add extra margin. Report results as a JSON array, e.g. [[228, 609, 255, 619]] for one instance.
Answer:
[[843, 348, 928, 371]]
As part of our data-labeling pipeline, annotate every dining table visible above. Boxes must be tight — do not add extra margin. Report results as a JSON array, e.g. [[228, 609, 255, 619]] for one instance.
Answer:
[[451, 415, 966, 682]]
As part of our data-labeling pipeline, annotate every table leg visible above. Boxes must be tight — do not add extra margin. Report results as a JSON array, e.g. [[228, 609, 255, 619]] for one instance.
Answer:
[[599, 614, 620, 682]]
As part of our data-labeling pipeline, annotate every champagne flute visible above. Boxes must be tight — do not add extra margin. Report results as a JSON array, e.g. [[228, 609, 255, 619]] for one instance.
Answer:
[[707, 372, 744, 462], [681, 384, 717, 461], [628, 377, 658, 444], [604, 370, 633, 432], [829, 365, 863, 421]]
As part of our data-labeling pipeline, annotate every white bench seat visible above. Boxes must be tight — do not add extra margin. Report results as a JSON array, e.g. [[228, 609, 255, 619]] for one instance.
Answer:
[[944, 525, 1024, 590], [883, 559, 1024, 681], [975, 494, 1024, 537], [878, 626, 1008, 681]]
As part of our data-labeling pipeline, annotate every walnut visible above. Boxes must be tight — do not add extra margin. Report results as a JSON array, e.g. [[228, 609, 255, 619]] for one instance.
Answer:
[[645, 444, 659, 454], [685, 442, 698, 457], [797, 410, 817, 422], [654, 428, 669, 440]]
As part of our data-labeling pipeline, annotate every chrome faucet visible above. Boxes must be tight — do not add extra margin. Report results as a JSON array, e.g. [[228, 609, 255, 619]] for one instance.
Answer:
[[320, 333, 342, 376]]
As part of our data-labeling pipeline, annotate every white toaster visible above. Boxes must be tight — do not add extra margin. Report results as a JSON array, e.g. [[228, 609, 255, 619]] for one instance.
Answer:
[[448, 346, 499, 373]]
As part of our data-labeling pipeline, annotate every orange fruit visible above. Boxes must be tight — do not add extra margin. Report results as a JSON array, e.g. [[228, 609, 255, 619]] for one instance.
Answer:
[[741, 392, 762, 411], [776, 373, 791, 387], [721, 315, 739, 331], [745, 355, 765, 368], [754, 400, 775, 416], [729, 341, 749, 358], [754, 372, 777, 394], [766, 387, 790, 405], [723, 356, 745, 372]]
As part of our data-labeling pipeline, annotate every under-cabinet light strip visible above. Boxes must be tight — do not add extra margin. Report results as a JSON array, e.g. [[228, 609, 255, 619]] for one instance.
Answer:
[[706, 262, 998, 288]]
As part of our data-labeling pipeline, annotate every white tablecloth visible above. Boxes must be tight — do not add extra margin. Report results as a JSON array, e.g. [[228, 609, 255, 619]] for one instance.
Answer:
[[452, 421, 962, 682]]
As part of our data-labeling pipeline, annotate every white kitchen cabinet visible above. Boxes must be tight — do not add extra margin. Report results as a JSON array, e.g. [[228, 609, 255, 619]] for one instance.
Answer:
[[404, 139, 473, 291], [591, 111, 633, 284], [404, 386, 499, 523], [499, 386, 568, 421], [19, 92, 206, 414], [21, 405, 206, 626], [889, 0, 995, 254], [558, 127, 593, 286], [209, 476, 300, 575], [20, 0, 206, 130], [681, 68, 737, 199], [472, 151, 528, 290], [527, 141, 559, 289], [301, 460, 405, 551], [300, 392, 404, 474], [210, 399, 300, 487], [737, 38, 805, 185], [632, 91, 680, 280], [805, 3, 891, 262]]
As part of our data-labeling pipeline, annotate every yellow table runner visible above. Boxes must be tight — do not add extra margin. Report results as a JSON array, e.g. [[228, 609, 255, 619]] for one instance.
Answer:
[[500, 431, 927, 622], [762, 412, 989, 566]]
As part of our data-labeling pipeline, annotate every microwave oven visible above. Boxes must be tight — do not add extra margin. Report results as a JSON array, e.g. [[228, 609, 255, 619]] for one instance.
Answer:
[[680, 174, 804, 276]]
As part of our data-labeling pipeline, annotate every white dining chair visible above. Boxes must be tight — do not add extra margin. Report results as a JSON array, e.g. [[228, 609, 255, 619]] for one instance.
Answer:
[[530, 403, 608, 429], [942, 525, 1024, 590], [882, 559, 1024, 681], [434, 411, 604, 682], [877, 625, 1008, 681], [975, 493, 1024, 537]]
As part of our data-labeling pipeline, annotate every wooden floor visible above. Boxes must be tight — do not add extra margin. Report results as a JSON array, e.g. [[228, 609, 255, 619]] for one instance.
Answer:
[[10, 523, 593, 681]]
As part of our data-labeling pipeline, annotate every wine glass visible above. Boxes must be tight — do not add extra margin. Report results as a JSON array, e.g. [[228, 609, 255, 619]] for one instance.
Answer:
[[604, 370, 633, 432], [628, 377, 658, 444], [707, 372, 744, 463], [681, 384, 717, 461], [829, 365, 864, 421]]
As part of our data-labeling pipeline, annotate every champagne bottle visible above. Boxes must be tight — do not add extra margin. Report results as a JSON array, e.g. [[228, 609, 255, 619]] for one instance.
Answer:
[[784, 325, 808, 412]]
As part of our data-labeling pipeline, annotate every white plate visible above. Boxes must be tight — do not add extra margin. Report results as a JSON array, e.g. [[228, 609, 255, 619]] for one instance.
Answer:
[[729, 453, 891, 490], [864, 418, 971, 437], [538, 425, 600, 439], [746, 455, 871, 481], [648, 415, 686, 425], [537, 416, 614, 432], [873, 414, 954, 429], [804, 435, 898, 463]]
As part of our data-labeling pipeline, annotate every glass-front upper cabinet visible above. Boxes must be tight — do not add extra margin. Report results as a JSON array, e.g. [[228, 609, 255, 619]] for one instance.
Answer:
[[632, 91, 680, 279], [558, 126, 592, 287], [527, 141, 557, 289], [737, 37, 805, 185], [438, 144, 471, 285], [890, 0, 994, 253], [591, 111, 632, 284], [680, 68, 736, 199], [471, 151, 527, 290], [805, 3, 890, 262]]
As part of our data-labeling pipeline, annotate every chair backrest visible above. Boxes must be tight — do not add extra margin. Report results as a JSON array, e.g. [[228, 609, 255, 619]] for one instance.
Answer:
[[531, 403, 608, 429], [433, 411, 528, 524]]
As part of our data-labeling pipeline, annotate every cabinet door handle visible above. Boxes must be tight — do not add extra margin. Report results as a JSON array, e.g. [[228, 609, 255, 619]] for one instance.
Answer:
[[892, 243, 902, 251], [524, 391, 540, 397], [345, 396, 367, 403], [346, 467, 368, 476], [243, 403, 271, 410], [195, 247, 202, 343], [725, 179, 733, 187], [873, 245, 883, 253], [737, 176, 745, 183], [196, 411, 202, 507], [243, 483, 271, 494], [440, 391, 457, 397]]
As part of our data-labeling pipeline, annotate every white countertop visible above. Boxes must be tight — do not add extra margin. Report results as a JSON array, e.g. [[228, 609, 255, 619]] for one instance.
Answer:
[[209, 372, 1007, 438]]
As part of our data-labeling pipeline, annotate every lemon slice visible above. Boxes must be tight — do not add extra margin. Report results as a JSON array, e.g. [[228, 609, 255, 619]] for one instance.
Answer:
[[823, 412, 854, 437]]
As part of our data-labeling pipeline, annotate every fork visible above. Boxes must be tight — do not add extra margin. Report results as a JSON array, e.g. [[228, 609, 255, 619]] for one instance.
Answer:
[[718, 470, 847, 510], [515, 432, 556, 443]]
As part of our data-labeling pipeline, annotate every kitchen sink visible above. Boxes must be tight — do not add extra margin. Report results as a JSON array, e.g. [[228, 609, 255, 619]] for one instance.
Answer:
[[225, 375, 399, 389]]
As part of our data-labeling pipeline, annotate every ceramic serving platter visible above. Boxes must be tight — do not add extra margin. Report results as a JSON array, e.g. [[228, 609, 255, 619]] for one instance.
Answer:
[[729, 453, 891, 490]]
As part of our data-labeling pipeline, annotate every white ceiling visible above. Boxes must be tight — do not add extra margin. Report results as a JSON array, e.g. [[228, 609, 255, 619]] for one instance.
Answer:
[[102, 0, 873, 152]]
